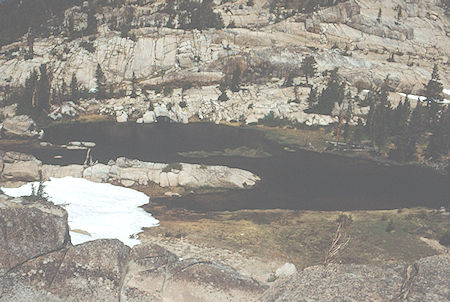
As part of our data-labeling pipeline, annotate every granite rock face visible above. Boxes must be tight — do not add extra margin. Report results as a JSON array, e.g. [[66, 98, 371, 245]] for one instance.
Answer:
[[0, 0, 448, 127]]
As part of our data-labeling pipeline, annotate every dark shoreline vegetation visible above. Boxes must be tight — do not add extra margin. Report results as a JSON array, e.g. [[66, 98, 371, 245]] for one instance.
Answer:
[[3, 121, 448, 213]]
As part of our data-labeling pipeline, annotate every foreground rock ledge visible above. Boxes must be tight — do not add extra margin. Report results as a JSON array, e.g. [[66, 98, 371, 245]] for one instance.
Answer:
[[1, 194, 449, 301], [261, 254, 450, 302], [0, 151, 260, 189], [0, 195, 267, 302]]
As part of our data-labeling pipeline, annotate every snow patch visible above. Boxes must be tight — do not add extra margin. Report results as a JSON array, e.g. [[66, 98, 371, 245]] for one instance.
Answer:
[[398, 92, 450, 104], [2, 177, 159, 247]]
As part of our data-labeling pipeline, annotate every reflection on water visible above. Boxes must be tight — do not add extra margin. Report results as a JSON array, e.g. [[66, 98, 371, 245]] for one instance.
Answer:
[[23, 122, 450, 212]]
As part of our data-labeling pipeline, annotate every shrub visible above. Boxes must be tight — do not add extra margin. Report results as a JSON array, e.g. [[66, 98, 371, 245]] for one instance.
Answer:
[[179, 101, 187, 108], [439, 233, 450, 246], [218, 91, 229, 102], [163, 86, 173, 96], [182, 81, 193, 91], [385, 219, 395, 232], [79, 41, 95, 53], [258, 111, 289, 127], [336, 214, 353, 227], [162, 163, 183, 173]]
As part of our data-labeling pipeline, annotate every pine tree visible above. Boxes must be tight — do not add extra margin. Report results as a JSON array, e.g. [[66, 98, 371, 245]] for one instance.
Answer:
[[352, 118, 365, 144], [283, 69, 297, 87], [377, 8, 382, 23], [95, 64, 106, 99], [391, 100, 418, 162], [367, 78, 392, 151], [300, 55, 317, 85], [26, 27, 34, 59], [36, 64, 51, 112], [230, 65, 241, 92], [218, 78, 229, 102], [130, 72, 138, 98], [307, 86, 318, 109], [315, 68, 345, 115], [70, 73, 79, 101], [17, 70, 38, 115], [392, 98, 410, 136], [426, 107, 450, 160], [425, 64, 443, 106], [86, 2, 98, 35]]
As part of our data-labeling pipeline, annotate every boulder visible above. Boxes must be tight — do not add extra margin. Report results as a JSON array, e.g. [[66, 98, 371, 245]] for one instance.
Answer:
[[275, 263, 297, 279], [116, 112, 128, 123], [0, 199, 70, 275], [42, 164, 84, 180], [1, 115, 40, 138], [142, 111, 156, 123], [121, 243, 267, 302], [2, 160, 41, 182], [1, 239, 130, 302], [82, 164, 111, 182]]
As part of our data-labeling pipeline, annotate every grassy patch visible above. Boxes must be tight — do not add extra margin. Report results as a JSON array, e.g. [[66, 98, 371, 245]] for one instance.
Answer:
[[142, 208, 449, 269]]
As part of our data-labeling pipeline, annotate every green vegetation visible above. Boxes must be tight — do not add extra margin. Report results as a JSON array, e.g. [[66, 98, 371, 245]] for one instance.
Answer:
[[178, 146, 272, 159], [162, 162, 183, 173], [144, 208, 449, 269], [164, 0, 224, 30]]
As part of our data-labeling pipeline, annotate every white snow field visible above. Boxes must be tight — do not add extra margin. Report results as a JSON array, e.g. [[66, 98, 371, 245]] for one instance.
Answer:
[[2, 177, 159, 247]]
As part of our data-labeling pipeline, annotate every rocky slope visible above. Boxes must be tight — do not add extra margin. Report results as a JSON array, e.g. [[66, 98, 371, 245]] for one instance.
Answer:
[[0, 193, 448, 301], [0, 0, 448, 125]]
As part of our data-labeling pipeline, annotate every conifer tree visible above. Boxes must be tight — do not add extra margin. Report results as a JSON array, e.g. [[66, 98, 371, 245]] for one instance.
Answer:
[[26, 27, 34, 59], [230, 65, 241, 92], [352, 118, 365, 144], [307, 86, 318, 109], [36, 64, 51, 112], [392, 98, 410, 136], [425, 64, 443, 106], [95, 64, 106, 99], [315, 68, 345, 115], [86, 2, 98, 35], [130, 72, 138, 98], [367, 77, 392, 151], [300, 55, 317, 85], [17, 71, 38, 115], [426, 107, 450, 160], [70, 73, 79, 101]]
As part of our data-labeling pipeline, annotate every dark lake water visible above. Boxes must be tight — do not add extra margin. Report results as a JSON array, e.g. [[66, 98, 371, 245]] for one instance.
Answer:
[[21, 122, 450, 212]]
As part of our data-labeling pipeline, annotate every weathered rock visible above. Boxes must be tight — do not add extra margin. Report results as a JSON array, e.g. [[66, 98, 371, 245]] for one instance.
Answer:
[[275, 263, 297, 279], [121, 243, 267, 302], [82, 164, 111, 182], [0, 151, 260, 190], [0, 239, 130, 302], [142, 111, 156, 123], [1, 115, 39, 139], [0, 198, 70, 275], [42, 164, 84, 180], [261, 254, 450, 302], [1, 152, 42, 182]]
